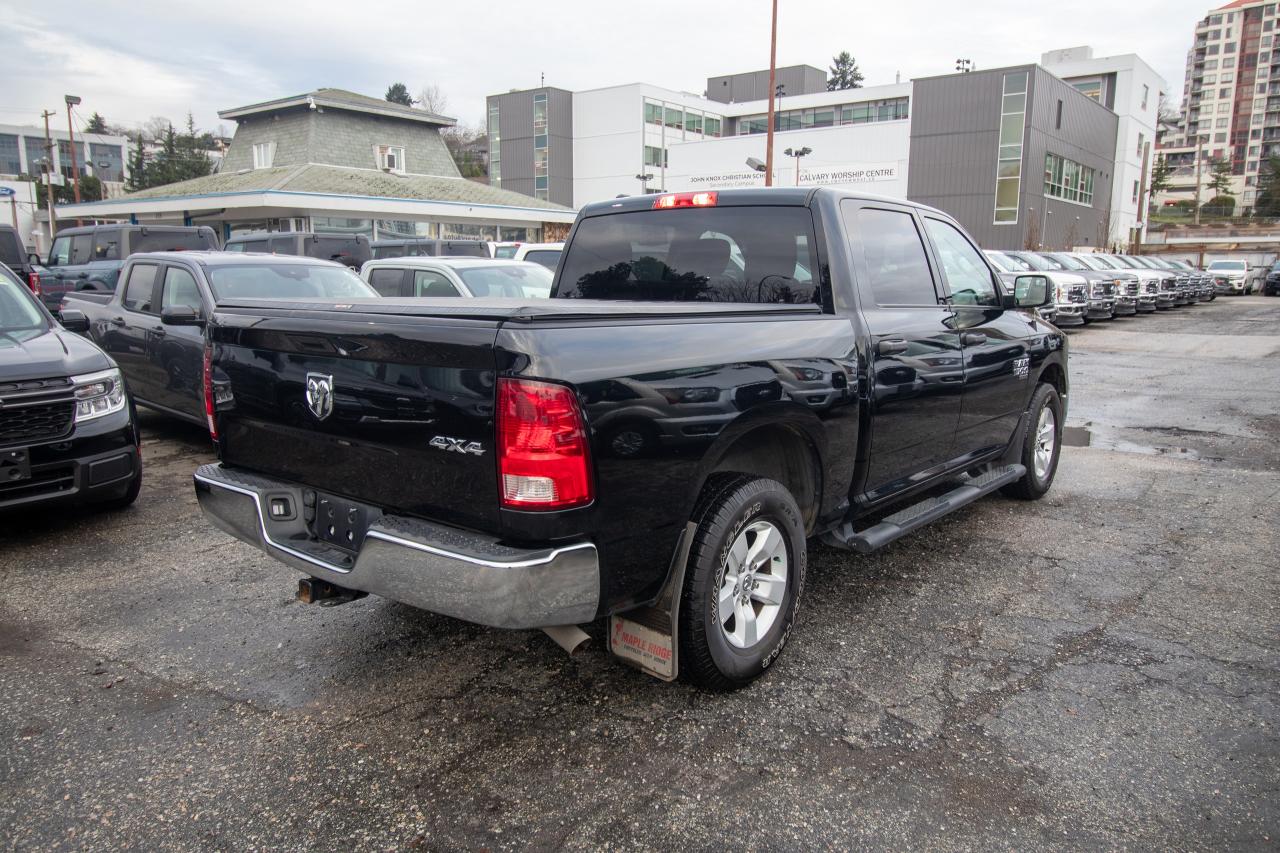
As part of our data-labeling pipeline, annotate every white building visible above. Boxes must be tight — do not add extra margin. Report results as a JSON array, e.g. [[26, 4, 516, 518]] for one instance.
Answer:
[[1040, 47, 1168, 241]]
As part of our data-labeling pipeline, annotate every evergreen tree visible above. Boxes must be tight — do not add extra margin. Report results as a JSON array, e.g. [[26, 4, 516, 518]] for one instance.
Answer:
[[1149, 153, 1173, 195], [1252, 156, 1280, 217], [1207, 157, 1234, 197], [827, 51, 864, 90], [385, 83, 413, 106], [125, 142, 148, 192], [84, 112, 108, 134]]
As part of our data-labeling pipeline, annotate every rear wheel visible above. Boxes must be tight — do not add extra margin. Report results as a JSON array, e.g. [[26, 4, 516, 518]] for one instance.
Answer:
[[1002, 383, 1063, 501], [679, 475, 806, 690]]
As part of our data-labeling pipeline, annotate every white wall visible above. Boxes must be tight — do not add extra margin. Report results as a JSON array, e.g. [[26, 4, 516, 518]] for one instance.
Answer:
[[664, 121, 911, 196], [1, 180, 41, 254], [1043, 53, 1166, 242]]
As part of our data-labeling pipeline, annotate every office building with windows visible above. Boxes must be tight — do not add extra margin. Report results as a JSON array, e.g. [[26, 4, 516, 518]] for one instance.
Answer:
[[56, 89, 575, 242], [489, 53, 1148, 250]]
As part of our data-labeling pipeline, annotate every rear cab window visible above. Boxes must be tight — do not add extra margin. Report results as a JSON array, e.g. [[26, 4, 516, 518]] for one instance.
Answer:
[[367, 266, 406, 296], [130, 230, 216, 254], [556, 206, 819, 303]]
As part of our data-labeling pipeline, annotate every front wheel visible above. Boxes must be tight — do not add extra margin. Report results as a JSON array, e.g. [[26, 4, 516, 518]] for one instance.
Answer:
[[679, 475, 806, 690], [1002, 383, 1063, 500]]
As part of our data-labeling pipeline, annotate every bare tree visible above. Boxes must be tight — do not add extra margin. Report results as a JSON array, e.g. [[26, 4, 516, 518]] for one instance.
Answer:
[[143, 116, 172, 143], [416, 84, 449, 116], [1095, 208, 1114, 250], [1065, 218, 1080, 251], [1024, 215, 1040, 250]]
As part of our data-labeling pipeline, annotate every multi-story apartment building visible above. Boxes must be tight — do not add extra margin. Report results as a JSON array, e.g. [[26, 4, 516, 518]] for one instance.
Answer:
[[1163, 0, 1280, 209]]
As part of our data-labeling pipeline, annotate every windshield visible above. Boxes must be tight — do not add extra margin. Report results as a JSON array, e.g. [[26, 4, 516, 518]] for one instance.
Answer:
[[985, 251, 1020, 272], [206, 263, 378, 301], [494, 245, 519, 259], [1007, 252, 1052, 271], [557, 207, 819, 303], [1044, 253, 1088, 271], [1207, 260, 1246, 271], [457, 263, 553, 298], [0, 272, 48, 339], [1076, 254, 1116, 271], [523, 249, 561, 270]]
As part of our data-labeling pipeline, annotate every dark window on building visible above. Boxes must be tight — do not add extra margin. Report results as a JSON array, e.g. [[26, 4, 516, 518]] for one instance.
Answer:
[[1056, 100, 1063, 129], [0, 134, 20, 175]]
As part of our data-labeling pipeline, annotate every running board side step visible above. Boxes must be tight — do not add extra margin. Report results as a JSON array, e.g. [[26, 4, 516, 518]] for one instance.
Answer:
[[821, 464, 1026, 555]]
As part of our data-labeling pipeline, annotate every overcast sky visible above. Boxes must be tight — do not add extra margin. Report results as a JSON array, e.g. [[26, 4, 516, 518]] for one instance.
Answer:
[[2, 0, 1215, 136]]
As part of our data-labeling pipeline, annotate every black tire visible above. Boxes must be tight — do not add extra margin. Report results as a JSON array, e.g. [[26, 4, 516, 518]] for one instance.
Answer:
[[678, 474, 806, 691], [1002, 383, 1063, 501]]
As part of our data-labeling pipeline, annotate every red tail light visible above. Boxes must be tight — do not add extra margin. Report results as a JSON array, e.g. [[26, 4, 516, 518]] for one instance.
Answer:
[[652, 192, 717, 209], [497, 378, 592, 510], [202, 343, 218, 440], [28, 273, 40, 295]]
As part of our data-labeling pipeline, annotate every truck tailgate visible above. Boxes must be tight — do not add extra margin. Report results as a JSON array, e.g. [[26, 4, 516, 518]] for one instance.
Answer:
[[209, 304, 503, 532]]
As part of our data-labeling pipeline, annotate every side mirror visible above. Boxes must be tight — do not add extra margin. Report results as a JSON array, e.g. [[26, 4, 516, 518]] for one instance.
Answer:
[[59, 309, 90, 333], [161, 305, 204, 326], [1012, 274, 1052, 309]]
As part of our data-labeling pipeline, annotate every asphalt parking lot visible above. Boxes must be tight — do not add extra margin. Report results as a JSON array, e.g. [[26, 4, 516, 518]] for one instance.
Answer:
[[2, 296, 1278, 850]]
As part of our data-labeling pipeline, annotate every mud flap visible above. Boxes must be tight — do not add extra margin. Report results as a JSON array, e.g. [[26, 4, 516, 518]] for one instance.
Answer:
[[608, 521, 696, 682]]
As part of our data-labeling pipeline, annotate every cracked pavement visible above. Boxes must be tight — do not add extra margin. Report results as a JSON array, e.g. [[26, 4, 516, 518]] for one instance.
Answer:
[[2, 296, 1277, 849]]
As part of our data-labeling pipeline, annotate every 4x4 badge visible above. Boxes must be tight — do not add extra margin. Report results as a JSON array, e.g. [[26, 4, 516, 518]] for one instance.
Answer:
[[305, 373, 334, 421], [430, 436, 485, 456]]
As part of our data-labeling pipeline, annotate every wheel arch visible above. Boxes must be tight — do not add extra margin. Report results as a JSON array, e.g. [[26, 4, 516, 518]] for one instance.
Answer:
[[691, 407, 826, 534]]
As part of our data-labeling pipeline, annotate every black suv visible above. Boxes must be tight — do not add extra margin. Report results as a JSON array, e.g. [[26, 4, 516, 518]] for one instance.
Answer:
[[224, 232, 371, 269], [0, 262, 140, 512], [37, 224, 218, 314], [369, 238, 489, 259], [1264, 261, 1280, 296], [0, 225, 41, 292]]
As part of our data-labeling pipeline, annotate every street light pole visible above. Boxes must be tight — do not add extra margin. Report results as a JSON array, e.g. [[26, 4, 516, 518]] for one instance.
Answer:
[[64, 95, 82, 206], [784, 147, 811, 186], [764, 0, 778, 187]]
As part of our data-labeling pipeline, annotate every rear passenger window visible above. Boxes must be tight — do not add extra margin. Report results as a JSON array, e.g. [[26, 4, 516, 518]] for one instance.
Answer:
[[71, 234, 93, 265], [852, 208, 938, 306], [122, 264, 158, 313], [93, 230, 121, 260], [923, 218, 999, 307], [413, 270, 460, 297], [161, 267, 203, 313], [368, 267, 405, 297], [269, 237, 296, 254]]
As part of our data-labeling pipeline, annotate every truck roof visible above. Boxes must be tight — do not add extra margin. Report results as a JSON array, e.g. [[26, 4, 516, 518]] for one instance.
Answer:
[[125, 251, 350, 268], [576, 186, 933, 219]]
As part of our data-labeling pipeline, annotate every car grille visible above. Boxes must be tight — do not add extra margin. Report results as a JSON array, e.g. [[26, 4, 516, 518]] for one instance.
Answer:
[[1123, 280, 1140, 296], [0, 402, 76, 445], [0, 378, 77, 446], [1091, 281, 1115, 298], [1144, 281, 1159, 294], [1068, 285, 1087, 303], [733, 381, 783, 409]]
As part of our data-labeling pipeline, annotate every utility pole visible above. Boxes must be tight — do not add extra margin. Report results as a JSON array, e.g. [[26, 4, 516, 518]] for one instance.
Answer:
[[764, 0, 778, 187], [41, 110, 58, 238], [784, 147, 811, 186]]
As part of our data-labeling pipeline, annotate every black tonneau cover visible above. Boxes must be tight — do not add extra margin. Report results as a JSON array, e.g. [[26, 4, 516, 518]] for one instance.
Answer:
[[212, 297, 824, 323]]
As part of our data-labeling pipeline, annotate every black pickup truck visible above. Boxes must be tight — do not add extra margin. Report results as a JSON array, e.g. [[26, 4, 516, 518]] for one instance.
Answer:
[[61, 252, 377, 425], [192, 188, 1066, 689]]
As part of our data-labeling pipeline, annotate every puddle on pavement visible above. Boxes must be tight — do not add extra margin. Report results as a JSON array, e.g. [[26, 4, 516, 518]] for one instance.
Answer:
[[1062, 426, 1218, 462]]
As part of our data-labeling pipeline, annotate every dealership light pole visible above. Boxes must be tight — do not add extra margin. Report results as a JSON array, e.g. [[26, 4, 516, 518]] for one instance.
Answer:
[[764, 0, 778, 187], [784, 147, 811, 186], [635, 172, 654, 194]]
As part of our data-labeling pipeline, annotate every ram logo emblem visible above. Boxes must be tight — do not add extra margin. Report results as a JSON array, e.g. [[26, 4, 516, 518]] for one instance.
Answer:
[[430, 436, 486, 456], [305, 373, 334, 421]]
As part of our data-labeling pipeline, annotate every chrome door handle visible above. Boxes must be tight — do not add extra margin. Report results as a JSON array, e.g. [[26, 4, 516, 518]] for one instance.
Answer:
[[876, 338, 909, 356], [961, 332, 987, 345]]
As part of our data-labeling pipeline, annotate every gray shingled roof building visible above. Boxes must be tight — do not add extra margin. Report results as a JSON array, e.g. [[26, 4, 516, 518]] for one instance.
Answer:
[[57, 88, 576, 243]]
